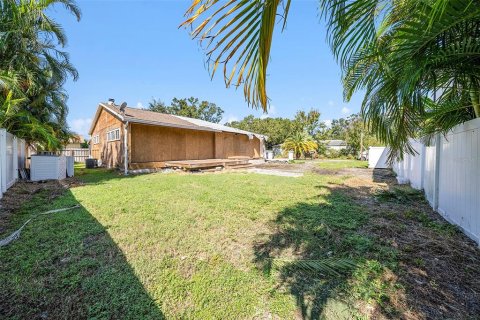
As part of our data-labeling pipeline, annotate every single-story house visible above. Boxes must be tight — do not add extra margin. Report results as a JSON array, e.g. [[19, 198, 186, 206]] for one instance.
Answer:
[[88, 100, 266, 171], [321, 140, 347, 151]]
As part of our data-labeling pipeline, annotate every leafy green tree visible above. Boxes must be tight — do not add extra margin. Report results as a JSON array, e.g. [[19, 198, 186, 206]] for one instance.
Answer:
[[293, 109, 321, 136], [181, 0, 480, 160], [282, 131, 318, 159], [226, 115, 296, 148], [0, 0, 81, 149], [344, 114, 381, 156], [149, 97, 224, 123], [327, 118, 350, 140]]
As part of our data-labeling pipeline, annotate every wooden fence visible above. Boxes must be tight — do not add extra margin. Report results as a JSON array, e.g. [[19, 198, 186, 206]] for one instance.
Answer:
[[61, 148, 89, 163]]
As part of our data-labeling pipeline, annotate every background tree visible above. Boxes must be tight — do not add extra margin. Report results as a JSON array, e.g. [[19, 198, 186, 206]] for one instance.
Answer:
[[326, 118, 349, 140], [226, 115, 296, 149], [344, 114, 381, 156], [149, 97, 224, 123], [0, 0, 81, 149], [293, 109, 321, 136]]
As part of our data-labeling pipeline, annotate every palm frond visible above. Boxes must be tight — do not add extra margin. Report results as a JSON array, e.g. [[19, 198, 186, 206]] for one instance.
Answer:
[[271, 257, 357, 276], [0, 0, 80, 148], [181, 0, 291, 111], [328, 0, 480, 161]]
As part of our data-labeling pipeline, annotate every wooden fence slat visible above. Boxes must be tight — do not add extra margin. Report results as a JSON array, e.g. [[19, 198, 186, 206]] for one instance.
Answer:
[[61, 148, 90, 163]]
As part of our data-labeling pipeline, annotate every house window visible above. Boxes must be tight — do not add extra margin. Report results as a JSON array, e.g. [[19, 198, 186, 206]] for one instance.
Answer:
[[92, 134, 100, 144], [106, 128, 120, 142]]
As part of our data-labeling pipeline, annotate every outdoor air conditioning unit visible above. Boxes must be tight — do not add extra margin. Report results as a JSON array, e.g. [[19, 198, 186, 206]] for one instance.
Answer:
[[30, 155, 73, 181]]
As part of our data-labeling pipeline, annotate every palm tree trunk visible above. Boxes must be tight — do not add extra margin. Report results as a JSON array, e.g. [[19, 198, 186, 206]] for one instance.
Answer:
[[470, 88, 480, 118], [468, 76, 480, 118]]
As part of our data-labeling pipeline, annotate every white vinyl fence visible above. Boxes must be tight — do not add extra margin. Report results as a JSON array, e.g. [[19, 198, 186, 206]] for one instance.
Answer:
[[368, 147, 390, 169], [393, 118, 480, 245], [0, 129, 26, 199], [60, 148, 89, 163]]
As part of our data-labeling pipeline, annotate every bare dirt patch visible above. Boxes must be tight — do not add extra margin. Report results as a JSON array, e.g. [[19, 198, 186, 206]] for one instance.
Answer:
[[332, 170, 480, 319], [0, 178, 82, 233]]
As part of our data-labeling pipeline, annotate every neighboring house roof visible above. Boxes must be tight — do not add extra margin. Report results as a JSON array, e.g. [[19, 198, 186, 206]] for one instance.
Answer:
[[88, 102, 267, 140], [69, 134, 83, 144], [322, 140, 347, 147]]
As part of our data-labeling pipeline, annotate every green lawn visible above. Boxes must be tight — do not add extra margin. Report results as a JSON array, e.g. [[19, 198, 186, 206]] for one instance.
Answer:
[[317, 159, 368, 169], [1, 167, 398, 319]]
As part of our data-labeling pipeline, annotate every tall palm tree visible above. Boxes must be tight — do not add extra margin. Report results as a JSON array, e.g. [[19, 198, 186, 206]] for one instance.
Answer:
[[181, 0, 480, 160], [0, 0, 81, 149], [282, 131, 318, 159]]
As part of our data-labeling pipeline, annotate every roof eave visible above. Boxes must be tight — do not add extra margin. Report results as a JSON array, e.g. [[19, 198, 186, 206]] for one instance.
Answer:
[[88, 103, 125, 135], [125, 117, 220, 132]]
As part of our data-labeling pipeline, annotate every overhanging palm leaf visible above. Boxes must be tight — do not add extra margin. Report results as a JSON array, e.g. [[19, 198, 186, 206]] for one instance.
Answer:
[[0, 0, 80, 148], [182, 0, 480, 161], [181, 0, 291, 111], [327, 0, 480, 160], [272, 257, 356, 276]]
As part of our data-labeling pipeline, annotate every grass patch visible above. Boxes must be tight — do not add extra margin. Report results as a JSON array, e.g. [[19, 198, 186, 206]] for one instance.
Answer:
[[289, 159, 305, 164], [404, 209, 460, 236], [375, 186, 424, 204], [1, 167, 400, 319], [317, 160, 368, 170]]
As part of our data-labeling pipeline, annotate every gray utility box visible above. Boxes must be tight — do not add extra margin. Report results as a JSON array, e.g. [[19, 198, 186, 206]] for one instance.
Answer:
[[30, 155, 74, 181]]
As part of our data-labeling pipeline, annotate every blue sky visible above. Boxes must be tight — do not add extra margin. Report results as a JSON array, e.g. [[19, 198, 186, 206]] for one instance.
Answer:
[[50, 0, 363, 137]]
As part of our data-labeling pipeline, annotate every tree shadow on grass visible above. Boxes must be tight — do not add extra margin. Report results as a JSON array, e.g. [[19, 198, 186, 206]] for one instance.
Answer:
[[0, 188, 164, 319], [253, 184, 378, 319], [254, 176, 480, 319], [252, 179, 436, 319]]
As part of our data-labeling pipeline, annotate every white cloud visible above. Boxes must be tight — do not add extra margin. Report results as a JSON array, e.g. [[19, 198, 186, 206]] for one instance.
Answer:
[[227, 115, 238, 123], [341, 107, 351, 115], [135, 102, 144, 109], [322, 119, 332, 128], [260, 104, 276, 119], [223, 115, 239, 124], [70, 118, 92, 138]]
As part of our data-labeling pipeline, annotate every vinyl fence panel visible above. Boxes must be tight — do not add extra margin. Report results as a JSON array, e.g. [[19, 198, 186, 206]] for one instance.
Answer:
[[393, 118, 480, 245], [437, 119, 480, 244], [423, 145, 436, 205], [368, 147, 390, 168], [408, 140, 424, 190], [0, 129, 26, 198], [5, 131, 15, 189]]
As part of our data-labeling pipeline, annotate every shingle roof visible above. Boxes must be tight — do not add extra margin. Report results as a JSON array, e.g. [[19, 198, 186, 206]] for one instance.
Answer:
[[322, 140, 347, 147], [121, 106, 212, 131], [89, 103, 266, 140]]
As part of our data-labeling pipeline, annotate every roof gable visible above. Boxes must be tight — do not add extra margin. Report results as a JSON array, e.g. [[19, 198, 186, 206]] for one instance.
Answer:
[[88, 103, 124, 135]]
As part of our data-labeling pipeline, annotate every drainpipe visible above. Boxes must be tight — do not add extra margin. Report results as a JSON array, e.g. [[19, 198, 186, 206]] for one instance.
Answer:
[[124, 121, 129, 175]]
